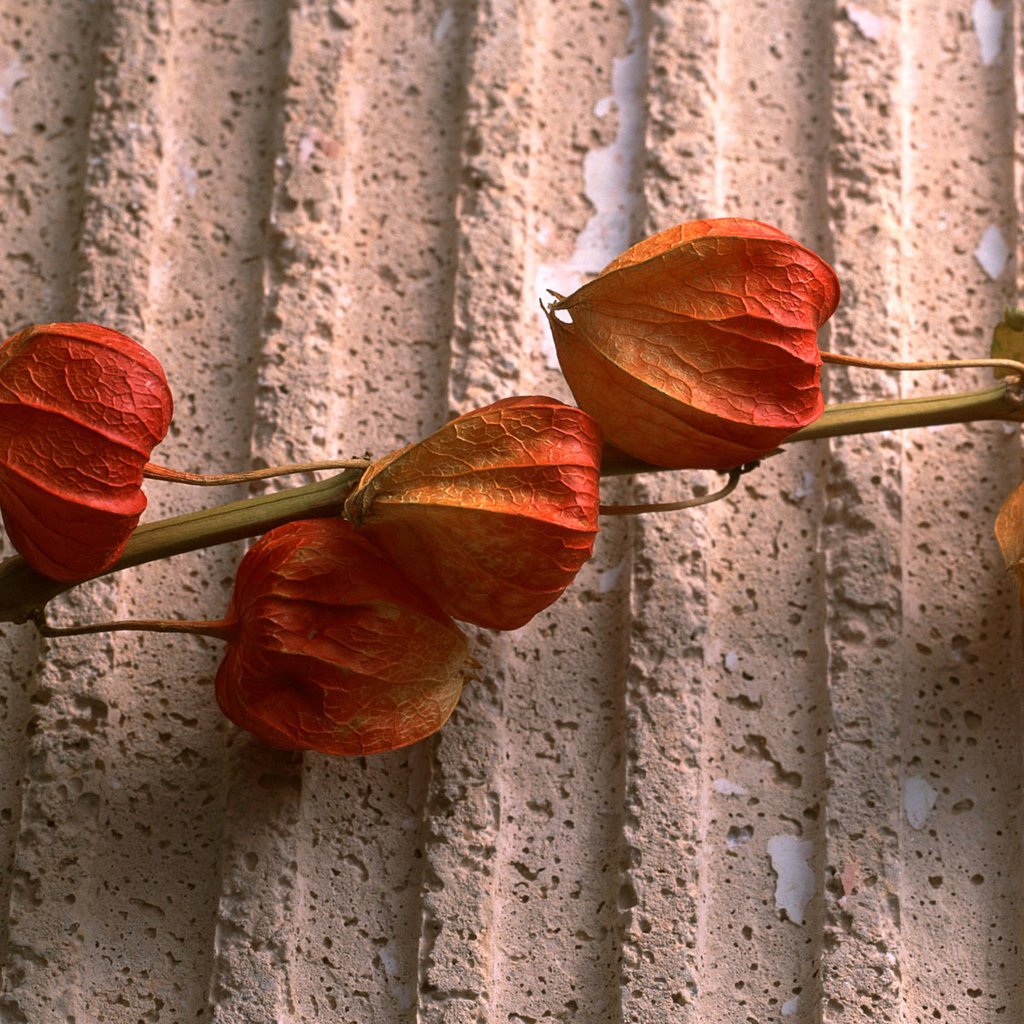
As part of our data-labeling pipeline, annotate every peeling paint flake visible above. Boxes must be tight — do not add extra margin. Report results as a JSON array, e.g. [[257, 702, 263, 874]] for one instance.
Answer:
[[972, 0, 1005, 65], [782, 996, 800, 1016], [0, 58, 27, 136], [713, 778, 747, 797], [903, 775, 938, 829], [790, 469, 816, 500], [766, 834, 815, 926], [598, 560, 624, 593], [432, 6, 455, 44], [533, 0, 645, 339], [847, 4, 885, 41], [974, 224, 1009, 279]]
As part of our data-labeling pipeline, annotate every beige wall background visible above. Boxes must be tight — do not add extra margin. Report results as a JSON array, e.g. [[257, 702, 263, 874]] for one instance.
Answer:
[[0, 0, 1021, 1021]]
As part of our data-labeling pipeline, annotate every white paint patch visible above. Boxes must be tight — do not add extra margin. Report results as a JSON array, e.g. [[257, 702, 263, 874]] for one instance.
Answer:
[[0, 59, 27, 136], [974, 224, 1009, 279], [972, 0, 1005, 65], [533, 0, 645, 354], [298, 130, 316, 163], [433, 6, 455, 44], [379, 939, 414, 1010], [782, 996, 800, 1017], [713, 778, 748, 797], [847, 4, 885, 40], [766, 834, 815, 926], [179, 160, 199, 198], [724, 650, 739, 672], [599, 560, 625, 593], [790, 469, 817, 500], [903, 775, 938, 829]]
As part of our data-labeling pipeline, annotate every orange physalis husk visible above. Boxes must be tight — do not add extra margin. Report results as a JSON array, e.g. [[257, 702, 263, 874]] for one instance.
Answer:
[[344, 395, 602, 631], [215, 518, 472, 756], [0, 322, 173, 579], [545, 218, 840, 470], [995, 482, 1024, 605]]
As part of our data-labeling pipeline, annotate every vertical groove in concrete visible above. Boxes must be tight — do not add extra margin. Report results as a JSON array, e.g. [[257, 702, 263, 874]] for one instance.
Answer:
[[402, 5, 525, 1022], [121, 2, 289, 1019], [697, 2, 833, 1020], [820, 5, 905, 1019], [898, 2, 1024, 1019], [188, 1, 302, 1020], [266, 2, 480, 1019], [448, 0, 538, 413], [0, 0, 107, 971], [415, 1, 534, 1016], [202, 5, 347, 1019], [617, 2, 718, 1019], [471, 3, 635, 1019], [0, 3, 173, 1020]]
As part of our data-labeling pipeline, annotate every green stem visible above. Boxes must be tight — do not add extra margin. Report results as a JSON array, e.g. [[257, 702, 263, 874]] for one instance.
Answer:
[[0, 380, 1021, 624], [601, 379, 1024, 474], [0, 467, 364, 624], [790, 378, 1024, 442]]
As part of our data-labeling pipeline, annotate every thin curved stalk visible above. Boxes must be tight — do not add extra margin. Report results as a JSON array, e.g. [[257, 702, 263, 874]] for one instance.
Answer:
[[33, 611, 233, 641], [600, 466, 745, 515], [144, 458, 370, 485]]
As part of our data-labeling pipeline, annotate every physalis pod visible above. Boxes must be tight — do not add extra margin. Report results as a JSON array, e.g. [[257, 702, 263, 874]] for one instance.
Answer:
[[344, 396, 602, 630], [996, 482, 1024, 605], [0, 322, 173, 579], [545, 218, 840, 470], [215, 518, 472, 756]]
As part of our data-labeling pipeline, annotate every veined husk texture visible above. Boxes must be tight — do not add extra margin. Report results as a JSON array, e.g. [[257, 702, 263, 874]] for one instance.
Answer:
[[546, 218, 840, 470], [0, 322, 172, 579], [344, 396, 602, 630], [216, 519, 472, 756]]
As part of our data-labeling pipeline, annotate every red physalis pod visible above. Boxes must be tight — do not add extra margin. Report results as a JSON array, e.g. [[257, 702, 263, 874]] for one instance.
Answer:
[[343, 396, 602, 630], [215, 518, 471, 756], [545, 218, 840, 470], [0, 322, 173, 579], [995, 481, 1024, 605]]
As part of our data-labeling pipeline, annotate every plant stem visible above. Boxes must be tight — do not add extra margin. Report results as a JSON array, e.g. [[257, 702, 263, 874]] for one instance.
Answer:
[[144, 458, 370, 486], [790, 378, 1024, 442], [0, 467, 364, 624], [821, 352, 1024, 376], [600, 465, 745, 515], [0, 380, 1021, 624], [33, 611, 234, 641]]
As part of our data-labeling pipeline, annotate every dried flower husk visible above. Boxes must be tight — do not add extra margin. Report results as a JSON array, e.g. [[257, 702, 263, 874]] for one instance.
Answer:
[[545, 218, 840, 470], [0, 322, 173, 579], [344, 396, 602, 630], [995, 482, 1024, 605], [215, 518, 471, 756]]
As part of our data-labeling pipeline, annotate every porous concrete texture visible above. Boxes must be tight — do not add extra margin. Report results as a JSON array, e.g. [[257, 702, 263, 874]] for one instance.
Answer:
[[0, 0, 1021, 1021]]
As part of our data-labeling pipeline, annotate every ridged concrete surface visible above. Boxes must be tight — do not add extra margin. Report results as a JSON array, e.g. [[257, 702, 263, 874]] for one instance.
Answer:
[[0, 1, 1021, 1021]]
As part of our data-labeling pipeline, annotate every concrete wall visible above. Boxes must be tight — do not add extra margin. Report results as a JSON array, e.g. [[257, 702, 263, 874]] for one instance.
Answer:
[[0, 1, 1021, 1021]]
